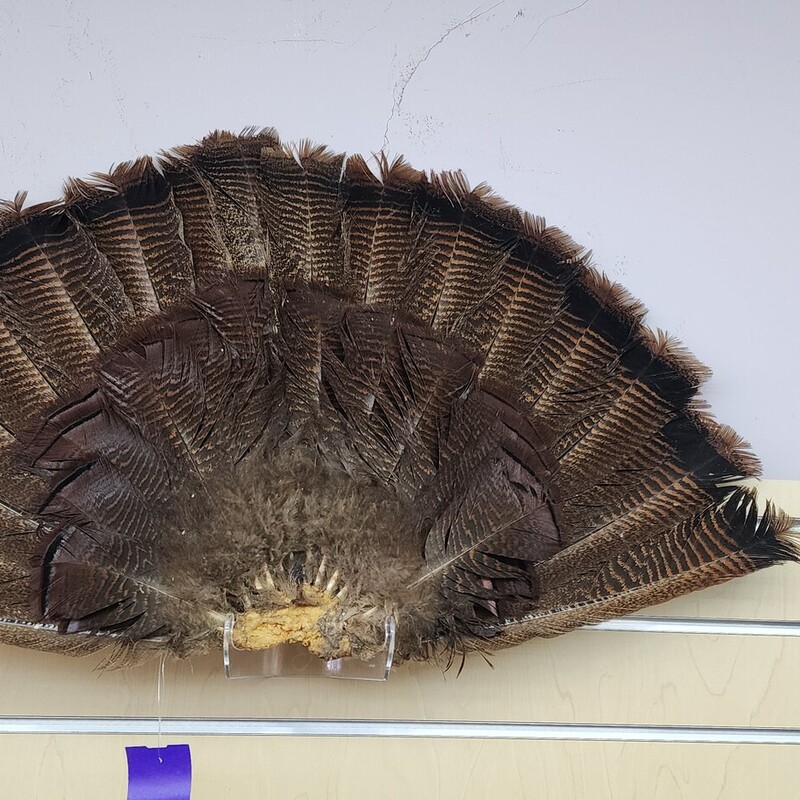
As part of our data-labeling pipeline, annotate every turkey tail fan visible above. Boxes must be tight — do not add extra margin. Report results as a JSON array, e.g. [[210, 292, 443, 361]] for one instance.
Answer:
[[0, 128, 795, 667]]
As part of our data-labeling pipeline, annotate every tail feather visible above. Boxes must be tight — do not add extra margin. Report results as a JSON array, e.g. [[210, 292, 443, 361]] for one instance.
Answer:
[[0, 321, 58, 435], [67, 157, 194, 312], [0, 619, 108, 655], [165, 129, 277, 277], [256, 141, 346, 287], [0, 200, 129, 390], [0, 425, 44, 632], [495, 490, 796, 642], [344, 153, 427, 307], [161, 156, 234, 286]]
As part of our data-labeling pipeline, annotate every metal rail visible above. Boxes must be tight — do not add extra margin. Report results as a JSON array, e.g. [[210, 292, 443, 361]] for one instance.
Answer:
[[1, 717, 799, 743], [587, 616, 800, 636]]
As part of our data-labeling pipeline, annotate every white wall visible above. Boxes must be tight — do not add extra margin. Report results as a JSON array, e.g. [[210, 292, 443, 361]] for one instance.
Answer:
[[0, 0, 797, 475]]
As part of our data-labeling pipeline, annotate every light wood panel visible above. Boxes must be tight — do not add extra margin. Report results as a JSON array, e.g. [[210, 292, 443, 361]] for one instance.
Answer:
[[0, 735, 797, 800], [2, 627, 800, 727]]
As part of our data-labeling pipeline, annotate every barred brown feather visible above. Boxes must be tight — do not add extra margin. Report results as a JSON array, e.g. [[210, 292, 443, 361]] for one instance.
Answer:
[[0, 128, 794, 667]]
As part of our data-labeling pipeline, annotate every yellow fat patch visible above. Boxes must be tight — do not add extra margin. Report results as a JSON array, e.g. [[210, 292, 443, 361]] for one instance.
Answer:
[[231, 586, 350, 658]]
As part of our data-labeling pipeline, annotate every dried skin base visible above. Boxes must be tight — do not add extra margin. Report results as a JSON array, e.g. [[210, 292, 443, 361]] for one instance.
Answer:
[[232, 587, 349, 658]]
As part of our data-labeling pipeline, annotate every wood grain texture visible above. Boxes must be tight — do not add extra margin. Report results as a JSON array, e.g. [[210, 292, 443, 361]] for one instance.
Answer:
[[0, 736, 797, 800], [3, 626, 800, 726]]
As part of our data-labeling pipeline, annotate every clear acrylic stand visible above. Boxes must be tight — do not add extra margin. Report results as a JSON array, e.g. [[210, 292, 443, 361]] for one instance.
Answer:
[[222, 614, 396, 681]]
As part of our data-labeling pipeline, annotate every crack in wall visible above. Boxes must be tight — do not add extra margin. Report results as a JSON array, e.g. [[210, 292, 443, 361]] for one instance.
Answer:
[[381, 0, 506, 152], [523, 0, 593, 50]]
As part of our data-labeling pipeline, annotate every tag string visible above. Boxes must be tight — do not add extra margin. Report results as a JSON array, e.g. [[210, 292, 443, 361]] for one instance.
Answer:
[[157, 653, 166, 763]]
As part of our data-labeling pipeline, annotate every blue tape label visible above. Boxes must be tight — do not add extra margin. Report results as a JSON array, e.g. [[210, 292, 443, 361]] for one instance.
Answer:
[[126, 744, 192, 800]]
